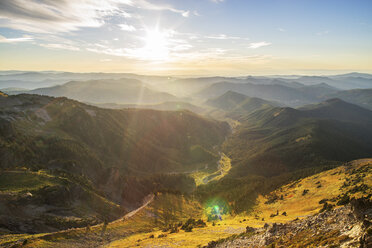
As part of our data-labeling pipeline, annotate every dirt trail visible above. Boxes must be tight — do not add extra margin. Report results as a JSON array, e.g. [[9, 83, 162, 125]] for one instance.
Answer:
[[123, 194, 154, 219]]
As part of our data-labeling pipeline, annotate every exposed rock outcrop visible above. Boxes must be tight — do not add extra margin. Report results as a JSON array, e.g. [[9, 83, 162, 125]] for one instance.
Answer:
[[209, 198, 372, 248]]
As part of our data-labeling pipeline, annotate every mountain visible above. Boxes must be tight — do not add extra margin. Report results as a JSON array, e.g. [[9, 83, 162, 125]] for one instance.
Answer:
[[293, 75, 372, 89], [196, 82, 325, 107], [223, 99, 372, 178], [26, 78, 180, 104], [0, 93, 229, 233], [333, 72, 372, 79], [299, 98, 372, 123], [205, 91, 277, 114], [155, 77, 243, 97], [93, 101, 204, 114], [325, 88, 372, 110]]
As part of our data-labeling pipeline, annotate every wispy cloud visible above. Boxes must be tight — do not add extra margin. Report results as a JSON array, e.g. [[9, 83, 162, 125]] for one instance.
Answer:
[[277, 28, 286, 32], [0, 0, 189, 33], [118, 23, 136, 32], [40, 43, 80, 51], [0, 34, 33, 43], [125, 0, 189, 18], [248, 41, 271, 49], [206, 34, 249, 40]]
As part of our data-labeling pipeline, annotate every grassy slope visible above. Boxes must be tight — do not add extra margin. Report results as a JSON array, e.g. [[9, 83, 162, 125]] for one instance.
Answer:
[[0, 193, 201, 248], [0, 170, 60, 192], [253, 159, 372, 222]]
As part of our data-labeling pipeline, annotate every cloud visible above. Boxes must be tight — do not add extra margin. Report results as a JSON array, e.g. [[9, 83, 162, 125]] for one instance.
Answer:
[[206, 34, 248, 40], [0, 0, 189, 33], [210, 0, 225, 3], [182, 11, 190, 17], [40, 43, 80, 51], [277, 28, 286, 32], [118, 23, 136, 32], [124, 0, 189, 18], [248, 41, 271, 49], [0, 34, 33, 43]]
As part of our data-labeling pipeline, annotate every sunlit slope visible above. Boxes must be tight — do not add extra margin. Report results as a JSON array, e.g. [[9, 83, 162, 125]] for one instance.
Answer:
[[0, 193, 202, 248], [253, 159, 372, 222], [0, 91, 7, 97]]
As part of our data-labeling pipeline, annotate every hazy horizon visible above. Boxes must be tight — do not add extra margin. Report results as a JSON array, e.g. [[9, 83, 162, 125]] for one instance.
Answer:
[[1, 70, 372, 78]]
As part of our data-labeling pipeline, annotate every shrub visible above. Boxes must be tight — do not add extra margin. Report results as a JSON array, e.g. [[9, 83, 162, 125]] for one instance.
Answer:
[[337, 195, 350, 206], [302, 189, 309, 196], [320, 202, 334, 212]]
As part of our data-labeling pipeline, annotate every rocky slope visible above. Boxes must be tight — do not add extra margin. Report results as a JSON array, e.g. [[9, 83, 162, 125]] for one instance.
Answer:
[[209, 198, 372, 248]]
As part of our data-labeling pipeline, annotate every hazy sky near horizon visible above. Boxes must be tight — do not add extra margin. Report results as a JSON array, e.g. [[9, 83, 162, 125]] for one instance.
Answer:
[[0, 0, 371, 76]]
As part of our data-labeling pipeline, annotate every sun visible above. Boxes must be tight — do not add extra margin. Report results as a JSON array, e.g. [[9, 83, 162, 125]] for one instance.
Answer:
[[142, 28, 170, 61]]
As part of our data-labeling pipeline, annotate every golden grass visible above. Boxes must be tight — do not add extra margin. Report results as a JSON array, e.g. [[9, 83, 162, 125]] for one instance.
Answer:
[[252, 159, 372, 223]]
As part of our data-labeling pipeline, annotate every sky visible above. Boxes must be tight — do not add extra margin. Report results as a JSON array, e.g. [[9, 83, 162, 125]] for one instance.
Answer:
[[0, 0, 371, 76]]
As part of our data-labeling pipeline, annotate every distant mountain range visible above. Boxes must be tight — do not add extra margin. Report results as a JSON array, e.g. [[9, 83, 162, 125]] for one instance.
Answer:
[[94, 101, 204, 114], [197, 81, 336, 106], [2, 71, 372, 110], [24, 78, 181, 104]]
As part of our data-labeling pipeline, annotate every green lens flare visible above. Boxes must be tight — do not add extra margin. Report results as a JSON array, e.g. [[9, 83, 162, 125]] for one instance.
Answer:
[[202, 197, 230, 222]]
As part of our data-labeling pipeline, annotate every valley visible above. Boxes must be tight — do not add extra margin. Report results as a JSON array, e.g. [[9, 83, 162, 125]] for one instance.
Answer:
[[1, 71, 372, 248]]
